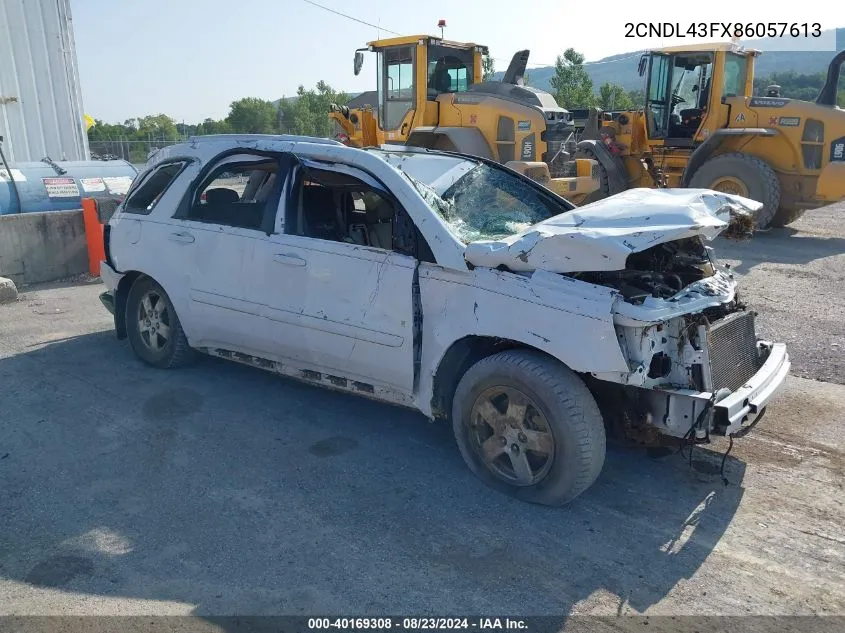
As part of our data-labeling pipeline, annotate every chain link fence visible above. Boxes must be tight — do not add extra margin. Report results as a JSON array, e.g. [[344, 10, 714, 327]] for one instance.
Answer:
[[88, 139, 184, 169]]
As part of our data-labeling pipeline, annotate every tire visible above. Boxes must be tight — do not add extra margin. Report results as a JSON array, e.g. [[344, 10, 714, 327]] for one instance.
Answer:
[[688, 153, 781, 230], [575, 147, 610, 205], [125, 276, 194, 369], [451, 350, 606, 506]]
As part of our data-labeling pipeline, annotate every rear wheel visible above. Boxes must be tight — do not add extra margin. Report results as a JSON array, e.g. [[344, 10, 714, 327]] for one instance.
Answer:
[[688, 152, 781, 230], [451, 350, 606, 506], [126, 277, 194, 368]]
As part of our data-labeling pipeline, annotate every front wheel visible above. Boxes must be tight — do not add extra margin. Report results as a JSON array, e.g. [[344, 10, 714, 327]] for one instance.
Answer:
[[451, 350, 606, 506], [126, 276, 194, 368]]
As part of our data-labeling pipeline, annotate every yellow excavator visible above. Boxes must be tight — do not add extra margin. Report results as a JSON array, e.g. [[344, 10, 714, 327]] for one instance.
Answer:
[[329, 35, 600, 203], [575, 43, 845, 229]]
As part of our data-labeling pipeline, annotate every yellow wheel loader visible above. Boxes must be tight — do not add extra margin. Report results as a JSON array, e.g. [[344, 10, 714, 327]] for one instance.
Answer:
[[575, 44, 845, 229], [329, 36, 600, 204]]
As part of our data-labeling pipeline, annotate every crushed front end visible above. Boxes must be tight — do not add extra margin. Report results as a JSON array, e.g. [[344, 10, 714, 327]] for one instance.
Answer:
[[584, 238, 789, 442]]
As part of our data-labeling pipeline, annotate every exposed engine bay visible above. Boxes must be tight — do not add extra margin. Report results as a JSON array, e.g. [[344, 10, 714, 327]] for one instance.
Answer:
[[568, 237, 718, 303]]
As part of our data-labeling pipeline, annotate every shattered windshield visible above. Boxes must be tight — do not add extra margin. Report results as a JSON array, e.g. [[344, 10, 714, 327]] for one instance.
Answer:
[[374, 150, 566, 243]]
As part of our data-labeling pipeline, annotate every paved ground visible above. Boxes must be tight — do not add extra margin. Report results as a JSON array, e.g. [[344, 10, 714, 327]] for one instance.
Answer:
[[0, 204, 844, 623]]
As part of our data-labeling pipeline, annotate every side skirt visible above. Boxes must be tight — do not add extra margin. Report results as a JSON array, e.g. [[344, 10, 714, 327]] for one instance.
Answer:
[[199, 347, 417, 409]]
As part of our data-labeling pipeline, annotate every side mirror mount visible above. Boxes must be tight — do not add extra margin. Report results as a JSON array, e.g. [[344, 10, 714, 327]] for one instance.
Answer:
[[354, 51, 364, 76], [637, 54, 648, 77]]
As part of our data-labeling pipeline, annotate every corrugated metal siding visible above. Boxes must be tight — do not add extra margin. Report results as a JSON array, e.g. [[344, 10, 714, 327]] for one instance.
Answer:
[[0, 0, 89, 162]]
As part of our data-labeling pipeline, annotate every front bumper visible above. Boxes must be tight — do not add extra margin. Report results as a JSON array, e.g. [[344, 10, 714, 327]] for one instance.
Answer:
[[713, 342, 790, 435], [642, 342, 790, 438]]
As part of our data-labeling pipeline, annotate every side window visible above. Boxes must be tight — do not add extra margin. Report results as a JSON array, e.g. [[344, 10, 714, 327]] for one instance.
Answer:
[[123, 161, 187, 215], [723, 53, 748, 98], [188, 159, 280, 230], [286, 165, 434, 262]]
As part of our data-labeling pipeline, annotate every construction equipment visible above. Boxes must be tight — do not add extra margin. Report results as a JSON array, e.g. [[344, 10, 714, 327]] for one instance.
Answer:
[[329, 36, 600, 203], [575, 43, 845, 229]]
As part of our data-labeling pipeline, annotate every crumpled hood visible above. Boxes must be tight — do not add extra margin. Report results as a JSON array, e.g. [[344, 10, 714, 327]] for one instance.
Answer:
[[464, 188, 762, 273]]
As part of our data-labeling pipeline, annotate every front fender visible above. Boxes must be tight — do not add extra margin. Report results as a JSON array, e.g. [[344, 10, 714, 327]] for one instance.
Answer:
[[416, 265, 629, 417]]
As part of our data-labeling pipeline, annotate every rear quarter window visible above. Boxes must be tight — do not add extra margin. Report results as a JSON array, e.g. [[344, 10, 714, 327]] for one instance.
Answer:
[[123, 161, 188, 215]]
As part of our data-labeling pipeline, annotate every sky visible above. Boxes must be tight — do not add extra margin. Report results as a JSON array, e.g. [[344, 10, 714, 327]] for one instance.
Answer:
[[70, 0, 842, 124]]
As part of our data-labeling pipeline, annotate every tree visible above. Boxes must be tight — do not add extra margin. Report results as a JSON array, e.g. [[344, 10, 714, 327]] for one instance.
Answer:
[[196, 118, 232, 135], [549, 48, 595, 108], [627, 89, 646, 108], [482, 55, 495, 81], [135, 114, 179, 140], [598, 82, 634, 110], [279, 81, 349, 137], [751, 70, 845, 107], [225, 97, 279, 134]]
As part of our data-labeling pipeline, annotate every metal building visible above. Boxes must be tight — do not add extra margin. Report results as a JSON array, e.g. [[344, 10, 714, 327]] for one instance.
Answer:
[[0, 0, 89, 163]]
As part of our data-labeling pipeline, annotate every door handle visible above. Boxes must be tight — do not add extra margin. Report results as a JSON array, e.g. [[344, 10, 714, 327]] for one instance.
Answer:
[[168, 231, 195, 244], [400, 122, 409, 135], [273, 253, 306, 267]]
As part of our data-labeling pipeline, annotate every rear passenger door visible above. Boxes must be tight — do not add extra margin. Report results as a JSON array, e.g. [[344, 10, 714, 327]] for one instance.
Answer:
[[172, 152, 290, 355]]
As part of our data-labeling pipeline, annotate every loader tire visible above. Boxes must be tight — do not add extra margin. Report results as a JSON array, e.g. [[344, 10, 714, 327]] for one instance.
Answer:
[[575, 147, 610, 205], [688, 153, 781, 230]]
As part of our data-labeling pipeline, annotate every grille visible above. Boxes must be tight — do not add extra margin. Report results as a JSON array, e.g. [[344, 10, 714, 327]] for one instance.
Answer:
[[707, 312, 761, 391]]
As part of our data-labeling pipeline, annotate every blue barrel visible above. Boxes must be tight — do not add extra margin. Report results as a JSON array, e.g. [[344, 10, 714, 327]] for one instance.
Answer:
[[0, 160, 139, 214]]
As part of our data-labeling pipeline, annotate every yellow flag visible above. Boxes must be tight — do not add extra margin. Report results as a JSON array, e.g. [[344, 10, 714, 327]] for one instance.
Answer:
[[84, 114, 95, 130]]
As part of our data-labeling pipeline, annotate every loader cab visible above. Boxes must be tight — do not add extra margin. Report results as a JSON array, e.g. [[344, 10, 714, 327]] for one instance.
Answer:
[[426, 43, 476, 98], [641, 45, 755, 147], [355, 35, 485, 141]]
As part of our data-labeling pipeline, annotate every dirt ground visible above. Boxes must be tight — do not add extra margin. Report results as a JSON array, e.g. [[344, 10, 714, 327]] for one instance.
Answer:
[[0, 203, 843, 623]]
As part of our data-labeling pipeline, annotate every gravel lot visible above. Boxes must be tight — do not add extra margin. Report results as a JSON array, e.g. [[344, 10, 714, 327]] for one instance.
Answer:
[[0, 203, 843, 623], [715, 201, 845, 385]]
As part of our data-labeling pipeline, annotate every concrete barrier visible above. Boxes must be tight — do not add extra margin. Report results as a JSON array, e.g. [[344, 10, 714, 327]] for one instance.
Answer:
[[0, 210, 88, 285]]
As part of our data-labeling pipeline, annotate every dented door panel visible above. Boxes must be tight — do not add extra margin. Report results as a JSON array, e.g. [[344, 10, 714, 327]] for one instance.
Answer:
[[259, 234, 417, 395]]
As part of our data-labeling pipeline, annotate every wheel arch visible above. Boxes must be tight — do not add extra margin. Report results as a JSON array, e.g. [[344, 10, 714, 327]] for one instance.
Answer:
[[113, 270, 145, 339], [429, 335, 566, 423], [681, 127, 778, 187], [575, 139, 627, 195], [114, 271, 184, 341]]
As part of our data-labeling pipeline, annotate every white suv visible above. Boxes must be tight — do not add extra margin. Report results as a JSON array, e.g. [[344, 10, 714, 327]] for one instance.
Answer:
[[99, 134, 789, 505]]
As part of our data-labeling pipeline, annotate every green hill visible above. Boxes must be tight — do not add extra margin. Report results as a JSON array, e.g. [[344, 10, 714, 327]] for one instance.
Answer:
[[493, 27, 844, 94]]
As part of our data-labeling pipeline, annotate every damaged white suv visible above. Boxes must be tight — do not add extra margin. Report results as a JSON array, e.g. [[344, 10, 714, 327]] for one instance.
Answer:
[[99, 134, 790, 506]]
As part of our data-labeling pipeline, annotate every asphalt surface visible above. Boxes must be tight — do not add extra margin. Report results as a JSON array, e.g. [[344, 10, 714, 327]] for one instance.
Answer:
[[0, 203, 844, 622]]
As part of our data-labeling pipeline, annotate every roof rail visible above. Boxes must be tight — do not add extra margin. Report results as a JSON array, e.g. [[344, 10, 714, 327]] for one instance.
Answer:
[[185, 134, 343, 146]]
